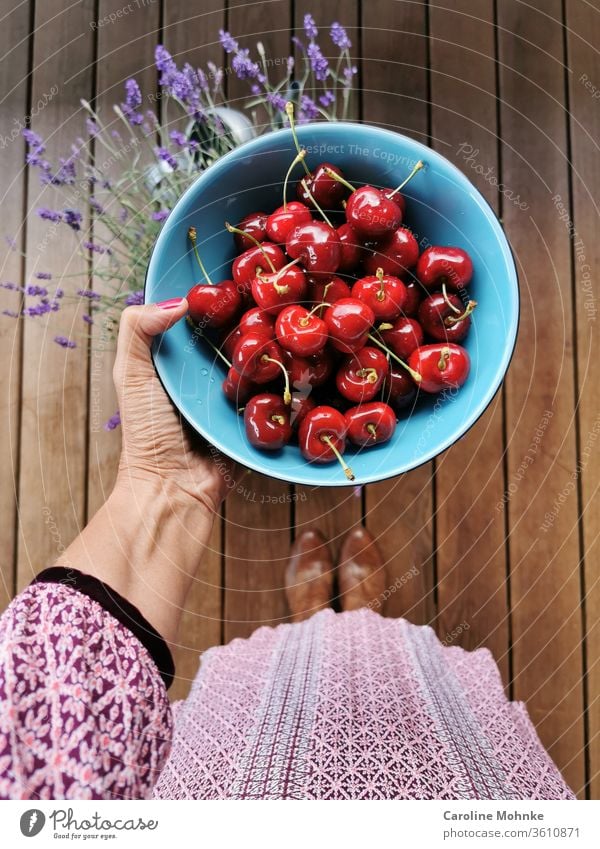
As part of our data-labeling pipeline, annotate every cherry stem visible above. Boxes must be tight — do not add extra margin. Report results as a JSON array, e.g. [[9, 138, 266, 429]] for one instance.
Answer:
[[320, 434, 355, 480], [324, 167, 355, 193], [441, 282, 462, 314], [357, 367, 379, 384], [445, 299, 477, 326], [438, 347, 451, 371], [366, 423, 378, 439], [300, 302, 332, 325], [299, 177, 334, 227], [386, 160, 425, 199], [283, 149, 307, 210], [261, 355, 291, 404], [225, 222, 277, 273], [187, 226, 213, 285], [285, 102, 311, 175], [368, 333, 422, 383], [378, 322, 394, 331], [376, 267, 386, 301], [186, 317, 232, 367], [271, 414, 286, 425]]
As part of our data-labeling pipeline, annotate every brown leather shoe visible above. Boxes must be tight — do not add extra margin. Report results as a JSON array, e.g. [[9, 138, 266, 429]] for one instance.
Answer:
[[338, 526, 386, 611], [285, 530, 334, 622]]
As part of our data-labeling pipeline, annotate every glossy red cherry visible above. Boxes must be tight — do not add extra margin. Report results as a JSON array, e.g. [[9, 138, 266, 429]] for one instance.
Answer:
[[251, 263, 307, 315], [345, 402, 397, 447], [297, 162, 347, 209], [282, 348, 334, 389], [286, 221, 342, 274], [298, 405, 354, 479], [239, 306, 275, 338], [232, 212, 268, 251], [244, 394, 292, 450], [265, 201, 312, 243], [222, 366, 256, 404], [324, 298, 375, 353], [187, 280, 242, 328], [345, 185, 403, 240], [307, 274, 351, 305], [220, 324, 245, 361], [275, 305, 328, 356], [363, 227, 419, 277], [232, 242, 286, 293], [403, 280, 424, 317], [408, 343, 470, 393], [351, 268, 407, 321], [336, 346, 389, 403], [416, 246, 474, 293], [233, 332, 286, 384], [418, 292, 476, 343], [383, 368, 418, 411], [336, 222, 364, 272], [378, 316, 424, 359]]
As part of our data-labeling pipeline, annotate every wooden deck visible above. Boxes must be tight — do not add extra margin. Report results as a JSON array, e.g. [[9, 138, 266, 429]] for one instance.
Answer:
[[0, 0, 598, 798]]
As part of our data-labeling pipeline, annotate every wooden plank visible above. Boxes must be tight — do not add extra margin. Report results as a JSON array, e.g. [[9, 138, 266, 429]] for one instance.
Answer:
[[564, 0, 600, 800], [293, 2, 363, 573], [0, 1, 30, 609], [497, 0, 585, 794], [16, 0, 95, 589], [223, 1, 293, 641], [362, 0, 434, 624], [160, 0, 226, 697], [429, 1, 510, 679]]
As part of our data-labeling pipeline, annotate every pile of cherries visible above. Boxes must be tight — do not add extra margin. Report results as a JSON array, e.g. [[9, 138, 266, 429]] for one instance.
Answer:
[[185, 104, 475, 481]]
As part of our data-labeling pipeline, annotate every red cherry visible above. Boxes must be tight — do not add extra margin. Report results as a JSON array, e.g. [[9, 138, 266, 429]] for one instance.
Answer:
[[233, 332, 286, 384], [418, 292, 476, 343], [337, 222, 365, 272], [351, 269, 407, 321], [324, 297, 375, 353], [378, 316, 424, 359], [275, 305, 328, 356], [222, 367, 257, 404], [265, 201, 312, 243], [232, 212, 268, 251], [286, 221, 342, 274], [307, 274, 351, 305], [251, 263, 307, 315], [383, 368, 419, 412], [289, 394, 316, 429], [232, 242, 286, 293], [403, 280, 424, 317], [344, 402, 397, 447], [220, 324, 245, 361], [187, 280, 242, 328], [363, 227, 419, 277], [416, 246, 474, 293], [345, 186, 403, 240], [298, 406, 354, 480], [239, 306, 275, 338], [336, 346, 389, 403], [408, 343, 471, 393], [244, 394, 292, 450], [282, 348, 334, 389], [297, 162, 346, 209]]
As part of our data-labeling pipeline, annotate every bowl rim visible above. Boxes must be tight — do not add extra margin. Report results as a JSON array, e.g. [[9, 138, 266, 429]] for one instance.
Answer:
[[145, 121, 520, 486]]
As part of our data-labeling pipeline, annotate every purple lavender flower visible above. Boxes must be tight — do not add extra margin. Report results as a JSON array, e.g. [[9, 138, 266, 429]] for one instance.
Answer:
[[287, 56, 295, 75], [25, 284, 48, 297], [76, 288, 101, 301], [219, 30, 239, 53], [343, 65, 358, 83], [86, 118, 99, 136], [330, 22, 351, 50], [299, 94, 320, 122], [1, 281, 21, 291], [55, 288, 64, 299], [63, 208, 82, 231], [125, 290, 144, 306], [54, 335, 76, 349], [292, 36, 306, 53], [155, 147, 178, 170], [319, 89, 336, 107], [250, 84, 261, 96], [232, 49, 261, 81], [82, 240, 110, 254], [169, 130, 187, 146], [155, 45, 177, 81], [2, 309, 19, 318], [34, 272, 52, 280], [307, 43, 328, 81], [304, 14, 318, 39], [89, 198, 104, 215], [23, 129, 45, 152], [24, 302, 52, 317], [151, 210, 169, 222], [104, 410, 121, 431], [37, 208, 62, 223], [82, 314, 94, 325], [267, 92, 287, 111], [121, 79, 144, 125]]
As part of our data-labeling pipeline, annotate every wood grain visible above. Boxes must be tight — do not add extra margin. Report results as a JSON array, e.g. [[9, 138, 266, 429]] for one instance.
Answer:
[[0, 1, 30, 608], [429, 0, 510, 679], [16, 0, 95, 590], [362, 0, 434, 624], [497, 0, 585, 794]]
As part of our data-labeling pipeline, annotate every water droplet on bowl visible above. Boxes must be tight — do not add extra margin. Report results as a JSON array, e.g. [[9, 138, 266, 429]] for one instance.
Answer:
[[209, 377, 215, 384], [200, 367, 208, 376]]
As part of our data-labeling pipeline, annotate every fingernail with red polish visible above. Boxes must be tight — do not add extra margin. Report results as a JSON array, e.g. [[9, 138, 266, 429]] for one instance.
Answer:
[[156, 297, 185, 310]]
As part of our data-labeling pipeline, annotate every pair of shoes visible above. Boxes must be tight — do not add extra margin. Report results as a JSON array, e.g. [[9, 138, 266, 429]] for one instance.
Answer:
[[285, 527, 386, 623]]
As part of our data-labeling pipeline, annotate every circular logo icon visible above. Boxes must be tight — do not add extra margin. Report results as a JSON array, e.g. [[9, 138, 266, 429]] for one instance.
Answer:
[[19, 810, 45, 837]]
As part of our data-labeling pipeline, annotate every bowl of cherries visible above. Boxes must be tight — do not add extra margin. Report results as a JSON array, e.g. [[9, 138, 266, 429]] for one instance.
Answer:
[[145, 109, 519, 486]]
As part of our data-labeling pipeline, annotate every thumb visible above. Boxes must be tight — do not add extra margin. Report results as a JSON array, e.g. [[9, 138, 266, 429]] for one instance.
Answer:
[[113, 297, 188, 383]]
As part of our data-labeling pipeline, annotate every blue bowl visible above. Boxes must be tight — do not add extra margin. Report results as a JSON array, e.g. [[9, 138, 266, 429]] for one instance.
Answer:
[[145, 122, 519, 487]]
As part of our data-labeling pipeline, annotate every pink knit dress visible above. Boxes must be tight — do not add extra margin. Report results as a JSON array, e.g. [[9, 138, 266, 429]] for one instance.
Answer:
[[0, 570, 573, 800]]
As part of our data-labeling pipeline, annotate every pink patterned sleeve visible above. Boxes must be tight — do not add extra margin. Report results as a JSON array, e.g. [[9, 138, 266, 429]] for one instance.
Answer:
[[0, 569, 174, 800]]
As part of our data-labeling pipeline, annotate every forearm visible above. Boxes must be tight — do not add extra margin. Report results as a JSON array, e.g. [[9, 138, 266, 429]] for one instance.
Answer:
[[56, 475, 217, 646]]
